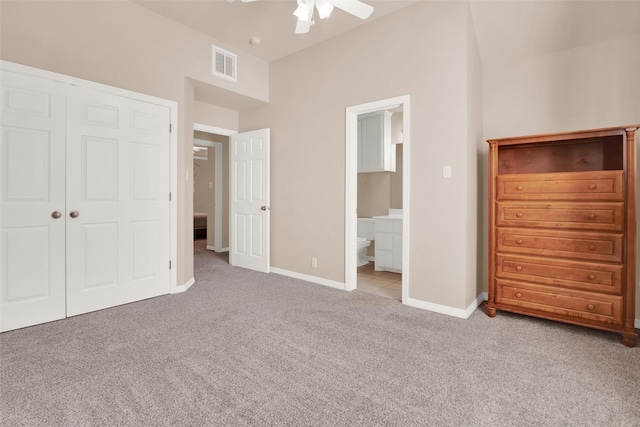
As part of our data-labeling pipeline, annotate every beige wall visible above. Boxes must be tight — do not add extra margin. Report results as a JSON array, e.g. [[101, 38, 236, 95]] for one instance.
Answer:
[[193, 158, 211, 214], [0, 1, 268, 286], [466, 10, 485, 308], [390, 113, 404, 209], [357, 173, 390, 218], [483, 33, 640, 319], [242, 1, 481, 310], [194, 100, 239, 131]]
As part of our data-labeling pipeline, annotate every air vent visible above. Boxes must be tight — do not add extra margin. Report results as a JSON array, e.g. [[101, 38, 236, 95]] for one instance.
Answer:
[[212, 45, 237, 82]]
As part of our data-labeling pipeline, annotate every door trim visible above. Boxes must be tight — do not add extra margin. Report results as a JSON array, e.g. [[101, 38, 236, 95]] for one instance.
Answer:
[[345, 95, 410, 303], [1, 60, 179, 293]]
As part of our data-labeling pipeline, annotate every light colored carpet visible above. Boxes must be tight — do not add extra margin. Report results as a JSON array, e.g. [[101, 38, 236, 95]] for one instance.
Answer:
[[1, 240, 639, 426]]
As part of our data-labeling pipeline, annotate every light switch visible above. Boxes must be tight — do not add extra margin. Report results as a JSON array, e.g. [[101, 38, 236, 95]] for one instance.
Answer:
[[443, 165, 452, 179], [209, 182, 213, 189]]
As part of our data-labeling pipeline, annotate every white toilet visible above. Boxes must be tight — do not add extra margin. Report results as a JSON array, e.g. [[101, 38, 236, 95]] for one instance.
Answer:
[[357, 218, 375, 267]]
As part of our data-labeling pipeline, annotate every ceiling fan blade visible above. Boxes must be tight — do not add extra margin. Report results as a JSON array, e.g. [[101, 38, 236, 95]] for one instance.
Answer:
[[295, 18, 312, 34], [330, 0, 373, 19]]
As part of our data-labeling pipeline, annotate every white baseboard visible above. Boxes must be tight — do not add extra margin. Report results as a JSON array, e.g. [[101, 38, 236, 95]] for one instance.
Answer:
[[404, 292, 488, 319], [172, 277, 195, 294], [206, 245, 216, 251], [270, 267, 346, 291], [205, 245, 229, 253]]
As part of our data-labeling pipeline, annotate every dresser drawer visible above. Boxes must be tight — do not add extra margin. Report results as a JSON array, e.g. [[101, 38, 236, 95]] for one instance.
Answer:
[[497, 171, 624, 201], [496, 254, 622, 294], [497, 228, 622, 262], [495, 280, 623, 325], [496, 202, 624, 232]]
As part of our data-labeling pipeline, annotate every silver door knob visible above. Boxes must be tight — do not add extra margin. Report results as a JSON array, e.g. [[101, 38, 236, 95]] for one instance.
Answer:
[[51, 211, 62, 219], [260, 206, 267, 211], [69, 211, 79, 218]]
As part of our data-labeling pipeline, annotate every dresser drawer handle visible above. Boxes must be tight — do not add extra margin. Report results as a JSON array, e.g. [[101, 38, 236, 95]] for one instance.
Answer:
[[588, 183, 597, 190], [588, 274, 596, 280], [587, 304, 595, 311], [516, 185, 523, 191], [515, 292, 522, 298], [588, 214, 596, 220], [516, 212, 524, 218], [515, 239, 523, 245], [515, 265, 522, 271], [588, 244, 596, 251]]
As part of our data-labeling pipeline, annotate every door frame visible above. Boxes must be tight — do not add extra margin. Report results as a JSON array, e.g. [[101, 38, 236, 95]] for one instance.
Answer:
[[193, 124, 237, 253], [193, 136, 224, 251], [345, 95, 410, 303], [0, 60, 179, 293]]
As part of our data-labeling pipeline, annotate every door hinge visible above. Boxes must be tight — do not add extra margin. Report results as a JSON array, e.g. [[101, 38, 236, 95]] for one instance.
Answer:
[[169, 192, 172, 201], [169, 123, 172, 133], [169, 260, 172, 270]]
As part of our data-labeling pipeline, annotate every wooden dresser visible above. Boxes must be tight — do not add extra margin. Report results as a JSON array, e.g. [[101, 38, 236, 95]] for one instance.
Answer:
[[487, 125, 638, 347]]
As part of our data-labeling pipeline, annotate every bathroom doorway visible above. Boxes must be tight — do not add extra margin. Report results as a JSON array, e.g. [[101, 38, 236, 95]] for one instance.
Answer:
[[345, 96, 410, 303]]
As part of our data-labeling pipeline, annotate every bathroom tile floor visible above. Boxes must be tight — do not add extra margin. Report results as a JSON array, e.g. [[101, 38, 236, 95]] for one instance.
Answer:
[[357, 262, 402, 301]]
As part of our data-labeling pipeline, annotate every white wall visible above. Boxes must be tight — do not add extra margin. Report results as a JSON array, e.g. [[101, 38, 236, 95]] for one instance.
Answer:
[[483, 33, 640, 319]]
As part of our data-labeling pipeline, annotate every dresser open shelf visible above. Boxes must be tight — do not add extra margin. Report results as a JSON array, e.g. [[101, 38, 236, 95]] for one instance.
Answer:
[[487, 125, 638, 347]]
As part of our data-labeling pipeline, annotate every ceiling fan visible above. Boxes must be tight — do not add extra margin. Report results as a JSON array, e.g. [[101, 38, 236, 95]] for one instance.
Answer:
[[228, 0, 374, 34]]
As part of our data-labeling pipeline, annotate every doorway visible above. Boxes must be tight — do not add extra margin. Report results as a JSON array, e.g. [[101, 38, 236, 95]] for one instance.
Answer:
[[193, 124, 235, 257], [345, 95, 410, 303]]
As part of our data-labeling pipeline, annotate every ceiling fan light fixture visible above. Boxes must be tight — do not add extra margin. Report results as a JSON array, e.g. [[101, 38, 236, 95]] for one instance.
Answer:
[[293, 5, 313, 22], [315, 1, 334, 19]]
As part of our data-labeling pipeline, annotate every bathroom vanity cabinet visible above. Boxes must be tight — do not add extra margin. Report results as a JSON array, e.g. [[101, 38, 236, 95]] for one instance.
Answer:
[[487, 125, 638, 347], [374, 216, 402, 273], [358, 111, 395, 173]]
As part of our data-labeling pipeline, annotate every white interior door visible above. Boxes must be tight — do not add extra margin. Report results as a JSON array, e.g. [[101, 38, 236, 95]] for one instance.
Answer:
[[230, 128, 270, 273], [0, 71, 67, 332], [65, 86, 171, 316]]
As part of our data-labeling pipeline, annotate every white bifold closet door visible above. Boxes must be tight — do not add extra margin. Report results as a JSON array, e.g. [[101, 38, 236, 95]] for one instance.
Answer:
[[1, 70, 171, 332], [65, 85, 170, 316], [0, 71, 67, 331]]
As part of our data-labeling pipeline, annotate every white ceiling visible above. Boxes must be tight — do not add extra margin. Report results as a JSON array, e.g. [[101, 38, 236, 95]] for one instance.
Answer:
[[134, 0, 420, 63], [135, 0, 640, 67], [132, 0, 640, 109]]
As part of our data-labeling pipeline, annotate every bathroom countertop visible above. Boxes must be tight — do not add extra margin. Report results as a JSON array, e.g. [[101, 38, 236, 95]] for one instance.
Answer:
[[372, 215, 403, 220]]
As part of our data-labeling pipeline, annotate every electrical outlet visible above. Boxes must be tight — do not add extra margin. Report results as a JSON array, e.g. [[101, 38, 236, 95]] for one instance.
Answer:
[[311, 257, 318, 268], [443, 165, 452, 179]]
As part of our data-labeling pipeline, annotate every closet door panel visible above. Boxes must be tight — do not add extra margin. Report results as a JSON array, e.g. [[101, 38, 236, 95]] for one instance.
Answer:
[[0, 71, 67, 332], [65, 86, 170, 316]]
